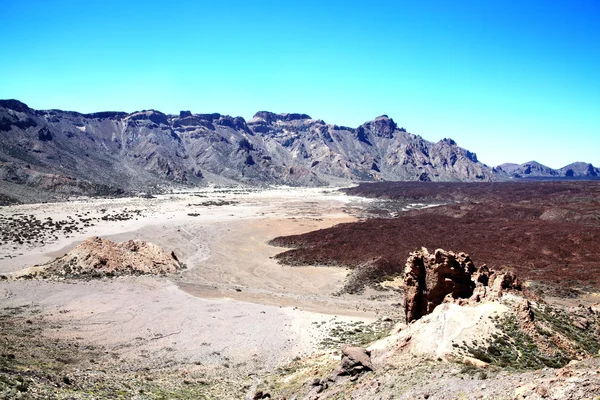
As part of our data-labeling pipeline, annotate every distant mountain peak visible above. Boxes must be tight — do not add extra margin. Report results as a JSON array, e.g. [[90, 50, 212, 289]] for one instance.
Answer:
[[360, 115, 397, 138], [497, 160, 599, 179], [251, 111, 312, 123], [439, 138, 457, 146], [560, 162, 598, 177]]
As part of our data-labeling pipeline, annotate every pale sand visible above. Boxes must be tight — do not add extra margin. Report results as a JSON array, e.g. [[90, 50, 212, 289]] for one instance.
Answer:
[[0, 187, 388, 371]]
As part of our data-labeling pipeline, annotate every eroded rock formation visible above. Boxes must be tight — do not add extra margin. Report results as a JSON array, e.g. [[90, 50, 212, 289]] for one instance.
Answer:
[[403, 248, 520, 322]]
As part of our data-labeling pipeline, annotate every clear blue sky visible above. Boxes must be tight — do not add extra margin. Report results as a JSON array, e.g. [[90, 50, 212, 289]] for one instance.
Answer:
[[1, 0, 598, 168]]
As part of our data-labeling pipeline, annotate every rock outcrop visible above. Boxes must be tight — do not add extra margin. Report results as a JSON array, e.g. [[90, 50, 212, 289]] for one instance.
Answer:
[[9, 236, 184, 280], [403, 248, 520, 322], [308, 345, 374, 396]]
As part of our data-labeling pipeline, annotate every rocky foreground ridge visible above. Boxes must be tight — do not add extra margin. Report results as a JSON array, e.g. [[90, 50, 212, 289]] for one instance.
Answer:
[[1, 243, 599, 398], [0, 99, 499, 203], [255, 249, 600, 399]]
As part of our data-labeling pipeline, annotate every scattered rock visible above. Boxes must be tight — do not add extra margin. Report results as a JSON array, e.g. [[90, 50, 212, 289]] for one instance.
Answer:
[[572, 316, 589, 330], [463, 355, 489, 369], [251, 390, 271, 399]]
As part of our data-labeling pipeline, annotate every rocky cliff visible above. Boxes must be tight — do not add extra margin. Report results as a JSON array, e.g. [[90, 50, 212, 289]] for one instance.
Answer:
[[0, 100, 499, 202]]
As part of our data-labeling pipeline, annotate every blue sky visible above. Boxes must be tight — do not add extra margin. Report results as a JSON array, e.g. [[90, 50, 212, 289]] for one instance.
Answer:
[[1, 0, 598, 168]]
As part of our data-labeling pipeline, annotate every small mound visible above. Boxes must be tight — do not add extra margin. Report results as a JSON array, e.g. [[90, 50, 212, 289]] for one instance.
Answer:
[[7, 236, 185, 280]]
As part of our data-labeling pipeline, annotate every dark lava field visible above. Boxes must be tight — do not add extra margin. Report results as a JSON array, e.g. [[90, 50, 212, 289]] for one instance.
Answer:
[[272, 181, 600, 295]]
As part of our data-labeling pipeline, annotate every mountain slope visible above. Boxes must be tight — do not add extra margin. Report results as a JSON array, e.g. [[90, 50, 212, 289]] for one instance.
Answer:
[[0, 100, 500, 201], [559, 162, 600, 177]]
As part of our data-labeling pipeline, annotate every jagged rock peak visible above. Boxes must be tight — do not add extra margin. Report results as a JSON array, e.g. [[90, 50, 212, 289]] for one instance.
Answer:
[[439, 138, 457, 146], [127, 109, 169, 125], [403, 248, 521, 322], [361, 115, 397, 138], [251, 111, 312, 123], [0, 99, 31, 113]]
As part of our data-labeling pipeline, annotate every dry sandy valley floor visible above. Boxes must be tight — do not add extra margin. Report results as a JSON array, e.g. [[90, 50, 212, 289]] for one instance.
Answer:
[[0, 187, 403, 398]]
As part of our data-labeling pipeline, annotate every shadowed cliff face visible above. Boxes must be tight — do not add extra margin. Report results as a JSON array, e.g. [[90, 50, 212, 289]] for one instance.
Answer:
[[0, 100, 500, 201]]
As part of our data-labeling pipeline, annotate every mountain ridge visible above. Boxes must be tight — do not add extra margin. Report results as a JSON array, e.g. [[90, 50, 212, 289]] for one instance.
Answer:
[[1, 99, 597, 203], [498, 160, 600, 179]]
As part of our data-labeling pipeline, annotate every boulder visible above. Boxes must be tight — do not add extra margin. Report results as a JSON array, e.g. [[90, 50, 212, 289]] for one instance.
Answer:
[[319, 345, 375, 388], [335, 346, 374, 377], [488, 271, 521, 297]]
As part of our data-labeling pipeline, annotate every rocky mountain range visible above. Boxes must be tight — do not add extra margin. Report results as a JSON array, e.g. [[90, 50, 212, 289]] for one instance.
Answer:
[[497, 160, 600, 179], [0, 99, 597, 203]]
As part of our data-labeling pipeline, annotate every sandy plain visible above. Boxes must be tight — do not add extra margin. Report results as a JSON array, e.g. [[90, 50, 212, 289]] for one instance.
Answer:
[[0, 187, 399, 385]]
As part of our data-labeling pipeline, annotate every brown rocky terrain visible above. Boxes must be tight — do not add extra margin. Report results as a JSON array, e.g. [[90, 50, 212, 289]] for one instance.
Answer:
[[272, 181, 600, 294], [3, 236, 184, 280], [250, 181, 600, 398]]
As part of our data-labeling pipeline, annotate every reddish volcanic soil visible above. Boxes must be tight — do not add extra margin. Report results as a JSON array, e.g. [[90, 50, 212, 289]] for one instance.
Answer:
[[272, 181, 600, 293]]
